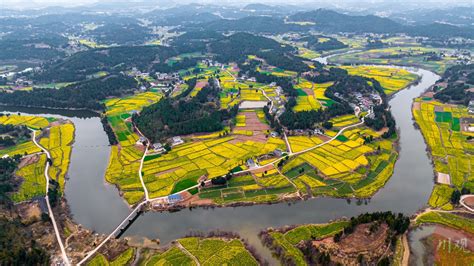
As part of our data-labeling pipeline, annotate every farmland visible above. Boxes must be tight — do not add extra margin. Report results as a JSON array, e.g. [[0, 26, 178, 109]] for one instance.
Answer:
[[339, 65, 419, 94], [166, 120, 399, 206], [415, 211, 474, 235], [143, 135, 287, 200], [260, 221, 348, 265], [87, 248, 135, 266], [144, 237, 259, 266], [261, 212, 410, 266], [330, 46, 457, 74], [104, 91, 163, 204], [87, 237, 259, 266], [175, 237, 259, 265], [39, 123, 75, 190], [284, 126, 398, 198], [293, 79, 323, 111], [412, 98, 473, 210], [413, 211, 474, 265], [100, 48, 409, 208], [0, 114, 74, 202]]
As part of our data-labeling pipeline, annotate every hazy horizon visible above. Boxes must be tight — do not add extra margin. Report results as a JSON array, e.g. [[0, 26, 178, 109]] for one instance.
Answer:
[[1, 0, 472, 10]]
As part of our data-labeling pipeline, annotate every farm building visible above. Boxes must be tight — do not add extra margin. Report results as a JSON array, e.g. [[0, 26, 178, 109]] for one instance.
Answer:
[[171, 136, 184, 146]]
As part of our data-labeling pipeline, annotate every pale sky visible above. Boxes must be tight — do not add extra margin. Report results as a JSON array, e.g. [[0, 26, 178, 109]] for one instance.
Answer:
[[1, 0, 472, 9]]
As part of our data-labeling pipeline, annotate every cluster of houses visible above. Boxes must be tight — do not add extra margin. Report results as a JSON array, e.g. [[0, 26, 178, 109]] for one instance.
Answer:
[[0, 67, 37, 89], [147, 136, 184, 154], [334, 91, 380, 114], [246, 148, 285, 169], [468, 100, 474, 115], [201, 59, 223, 68], [155, 72, 180, 82], [127, 67, 185, 94], [152, 192, 185, 208]]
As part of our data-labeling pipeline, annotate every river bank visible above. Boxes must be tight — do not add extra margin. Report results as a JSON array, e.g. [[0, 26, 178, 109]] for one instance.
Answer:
[[1, 63, 440, 265]]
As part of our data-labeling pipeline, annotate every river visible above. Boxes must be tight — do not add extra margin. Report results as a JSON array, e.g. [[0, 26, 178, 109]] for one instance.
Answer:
[[1, 63, 440, 264]]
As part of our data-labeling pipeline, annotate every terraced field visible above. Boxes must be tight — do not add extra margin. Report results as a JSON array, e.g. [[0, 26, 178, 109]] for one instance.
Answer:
[[175, 237, 258, 265], [260, 221, 348, 265], [39, 123, 75, 190], [413, 211, 474, 265], [0, 114, 50, 129], [87, 237, 258, 266], [104, 91, 163, 204], [415, 211, 474, 235], [0, 114, 74, 202], [339, 65, 419, 94], [292, 80, 335, 111], [413, 98, 473, 210], [87, 248, 135, 266], [329, 114, 361, 128], [143, 136, 287, 199], [330, 46, 456, 75], [284, 126, 398, 198]]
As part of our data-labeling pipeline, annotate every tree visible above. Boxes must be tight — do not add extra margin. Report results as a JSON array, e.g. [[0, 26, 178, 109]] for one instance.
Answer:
[[450, 190, 461, 205], [322, 121, 333, 129]]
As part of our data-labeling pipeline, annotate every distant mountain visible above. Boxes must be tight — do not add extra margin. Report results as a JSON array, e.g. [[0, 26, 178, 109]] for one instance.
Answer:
[[242, 3, 301, 14], [195, 16, 306, 34], [145, 4, 227, 25], [289, 9, 474, 38], [290, 9, 401, 33], [390, 7, 474, 28]]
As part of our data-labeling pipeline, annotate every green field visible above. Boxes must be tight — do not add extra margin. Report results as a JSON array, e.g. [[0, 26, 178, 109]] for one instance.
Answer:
[[261, 220, 348, 266], [0, 115, 74, 202], [331, 46, 457, 74], [413, 99, 473, 210], [415, 211, 474, 235]]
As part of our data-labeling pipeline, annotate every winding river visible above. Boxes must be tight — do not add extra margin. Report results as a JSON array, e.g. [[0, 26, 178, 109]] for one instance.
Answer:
[[2, 62, 440, 263]]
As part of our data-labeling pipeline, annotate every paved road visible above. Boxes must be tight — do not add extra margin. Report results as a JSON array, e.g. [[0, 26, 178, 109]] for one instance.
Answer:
[[31, 129, 70, 265], [78, 88, 370, 264]]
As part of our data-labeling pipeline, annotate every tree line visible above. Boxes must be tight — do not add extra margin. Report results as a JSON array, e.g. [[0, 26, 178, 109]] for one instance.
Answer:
[[134, 77, 238, 142], [0, 75, 137, 110]]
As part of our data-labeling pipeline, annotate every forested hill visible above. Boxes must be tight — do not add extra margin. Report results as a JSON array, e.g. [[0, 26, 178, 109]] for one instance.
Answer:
[[287, 9, 474, 38], [194, 16, 305, 34], [434, 64, 474, 105], [0, 75, 137, 110], [34, 45, 177, 83], [134, 78, 238, 142], [209, 33, 310, 73]]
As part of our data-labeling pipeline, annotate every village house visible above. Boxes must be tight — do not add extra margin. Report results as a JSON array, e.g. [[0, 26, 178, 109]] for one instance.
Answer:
[[171, 136, 184, 146], [246, 158, 257, 168], [167, 194, 183, 204], [137, 136, 147, 145], [273, 149, 283, 157], [469, 101, 474, 114], [153, 143, 165, 153]]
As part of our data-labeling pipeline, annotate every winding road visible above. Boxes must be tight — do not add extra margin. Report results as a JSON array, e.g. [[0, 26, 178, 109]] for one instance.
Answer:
[[30, 129, 70, 265]]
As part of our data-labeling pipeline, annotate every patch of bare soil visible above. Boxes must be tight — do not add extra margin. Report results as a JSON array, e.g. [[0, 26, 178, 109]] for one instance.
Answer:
[[16, 201, 41, 223], [250, 164, 274, 174], [413, 101, 421, 111], [464, 196, 474, 208], [312, 223, 391, 265], [134, 144, 146, 152], [179, 194, 214, 206], [434, 105, 444, 112], [18, 154, 39, 168], [318, 135, 331, 142], [230, 132, 268, 143], [433, 225, 474, 252], [303, 88, 314, 96], [235, 112, 270, 132]]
